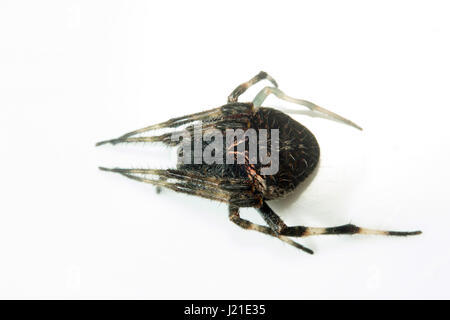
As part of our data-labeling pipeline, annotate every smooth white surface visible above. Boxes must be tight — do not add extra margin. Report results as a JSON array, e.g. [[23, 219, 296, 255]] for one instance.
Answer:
[[1, 1, 449, 299]]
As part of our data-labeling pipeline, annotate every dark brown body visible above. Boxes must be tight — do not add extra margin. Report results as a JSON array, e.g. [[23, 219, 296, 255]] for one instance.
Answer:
[[253, 107, 320, 199], [177, 104, 320, 203]]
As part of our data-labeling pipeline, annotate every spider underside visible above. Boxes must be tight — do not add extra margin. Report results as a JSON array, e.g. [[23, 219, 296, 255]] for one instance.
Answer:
[[97, 71, 421, 254]]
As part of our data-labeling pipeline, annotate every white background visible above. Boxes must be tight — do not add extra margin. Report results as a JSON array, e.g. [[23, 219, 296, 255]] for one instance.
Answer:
[[1, 1, 449, 299]]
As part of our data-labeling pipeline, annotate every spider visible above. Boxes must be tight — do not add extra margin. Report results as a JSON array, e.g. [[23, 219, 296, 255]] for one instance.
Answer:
[[96, 71, 421, 254]]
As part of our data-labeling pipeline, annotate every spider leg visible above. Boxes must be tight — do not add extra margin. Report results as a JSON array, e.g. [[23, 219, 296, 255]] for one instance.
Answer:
[[155, 176, 167, 194], [228, 71, 278, 103], [96, 103, 254, 146], [253, 86, 363, 131], [99, 167, 261, 206], [96, 107, 224, 146], [258, 201, 422, 238], [229, 206, 314, 254], [99, 167, 233, 202], [96, 130, 189, 146]]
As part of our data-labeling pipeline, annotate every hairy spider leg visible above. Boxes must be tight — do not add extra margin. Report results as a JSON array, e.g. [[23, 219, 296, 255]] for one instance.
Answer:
[[98, 167, 261, 206], [253, 86, 363, 131], [228, 71, 278, 103], [96, 107, 225, 146], [96, 103, 254, 146], [95, 124, 218, 147], [253, 87, 362, 130], [99, 167, 231, 202], [258, 201, 422, 238], [228, 71, 361, 130], [96, 130, 190, 146], [229, 206, 314, 254]]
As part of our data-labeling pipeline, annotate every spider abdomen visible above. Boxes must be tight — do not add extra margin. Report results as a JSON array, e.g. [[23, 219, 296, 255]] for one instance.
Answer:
[[176, 106, 320, 202], [252, 107, 320, 200]]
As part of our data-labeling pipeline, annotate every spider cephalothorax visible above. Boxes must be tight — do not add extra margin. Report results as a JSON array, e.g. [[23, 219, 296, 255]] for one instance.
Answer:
[[97, 71, 421, 254]]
